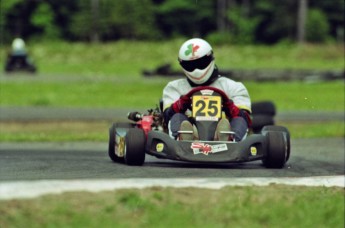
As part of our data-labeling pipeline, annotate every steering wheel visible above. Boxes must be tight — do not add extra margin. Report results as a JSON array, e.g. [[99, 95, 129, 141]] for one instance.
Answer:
[[184, 86, 230, 101]]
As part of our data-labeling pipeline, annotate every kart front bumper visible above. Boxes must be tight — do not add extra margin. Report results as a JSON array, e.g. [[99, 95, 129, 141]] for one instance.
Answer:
[[145, 131, 268, 163]]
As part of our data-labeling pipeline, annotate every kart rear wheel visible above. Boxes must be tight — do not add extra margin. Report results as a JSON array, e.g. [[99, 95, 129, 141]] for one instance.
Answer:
[[251, 101, 276, 133], [263, 131, 287, 168], [124, 128, 146, 166], [252, 101, 276, 116], [262, 125, 291, 161], [108, 123, 134, 163], [251, 114, 275, 133]]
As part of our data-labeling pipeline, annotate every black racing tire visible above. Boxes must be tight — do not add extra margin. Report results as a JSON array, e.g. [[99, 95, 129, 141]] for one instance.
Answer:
[[28, 66, 36, 73], [252, 101, 276, 116], [124, 128, 146, 166], [262, 125, 291, 161], [251, 114, 275, 133], [263, 131, 287, 168], [108, 122, 134, 163]]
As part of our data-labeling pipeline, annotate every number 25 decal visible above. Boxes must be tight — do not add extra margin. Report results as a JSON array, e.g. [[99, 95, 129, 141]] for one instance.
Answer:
[[192, 96, 221, 118]]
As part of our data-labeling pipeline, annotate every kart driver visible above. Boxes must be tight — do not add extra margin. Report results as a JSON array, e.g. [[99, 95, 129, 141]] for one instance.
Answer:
[[162, 38, 252, 142], [5, 38, 37, 73]]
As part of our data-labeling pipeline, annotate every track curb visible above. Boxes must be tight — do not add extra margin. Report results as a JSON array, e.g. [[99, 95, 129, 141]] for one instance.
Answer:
[[0, 176, 344, 200]]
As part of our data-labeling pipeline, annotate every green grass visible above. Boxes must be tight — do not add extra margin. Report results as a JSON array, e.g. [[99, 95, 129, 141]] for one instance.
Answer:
[[1, 186, 344, 228], [0, 80, 343, 142], [1, 41, 344, 76], [1, 40, 343, 109], [0, 78, 166, 108], [1, 42, 343, 227], [0, 121, 107, 142], [279, 121, 344, 138], [0, 41, 344, 141], [246, 81, 344, 112], [0, 79, 344, 111], [0, 120, 343, 142]]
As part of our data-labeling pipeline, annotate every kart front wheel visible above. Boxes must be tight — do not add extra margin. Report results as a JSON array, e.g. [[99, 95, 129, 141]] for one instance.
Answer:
[[108, 122, 134, 163], [124, 128, 146, 166], [263, 131, 287, 168], [108, 123, 124, 163]]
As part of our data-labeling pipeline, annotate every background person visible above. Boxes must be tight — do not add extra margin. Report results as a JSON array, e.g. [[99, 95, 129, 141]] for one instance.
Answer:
[[5, 38, 37, 73]]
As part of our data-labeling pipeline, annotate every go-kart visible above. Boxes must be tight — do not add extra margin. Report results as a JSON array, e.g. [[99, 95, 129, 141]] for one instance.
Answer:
[[4, 53, 37, 73], [108, 86, 290, 168]]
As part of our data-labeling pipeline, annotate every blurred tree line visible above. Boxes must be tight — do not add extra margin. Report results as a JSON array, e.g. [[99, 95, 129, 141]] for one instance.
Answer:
[[1, 0, 344, 44]]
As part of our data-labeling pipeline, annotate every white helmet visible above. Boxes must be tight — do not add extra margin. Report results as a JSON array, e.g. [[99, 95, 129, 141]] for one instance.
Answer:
[[12, 38, 26, 51], [178, 38, 215, 85]]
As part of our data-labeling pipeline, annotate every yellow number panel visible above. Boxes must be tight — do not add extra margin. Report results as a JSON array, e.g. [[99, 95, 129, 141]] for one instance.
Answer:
[[192, 95, 221, 120]]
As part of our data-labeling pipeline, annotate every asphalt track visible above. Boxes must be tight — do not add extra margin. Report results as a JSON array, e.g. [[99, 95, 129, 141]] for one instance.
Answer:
[[0, 108, 344, 199], [0, 138, 344, 181]]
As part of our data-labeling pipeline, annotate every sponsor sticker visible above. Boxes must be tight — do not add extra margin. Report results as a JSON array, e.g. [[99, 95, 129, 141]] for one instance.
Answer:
[[156, 143, 164, 152], [200, 89, 214, 95], [250, 146, 257, 156], [115, 137, 125, 157], [195, 116, 218, 121], [191, 142, 228, 155]]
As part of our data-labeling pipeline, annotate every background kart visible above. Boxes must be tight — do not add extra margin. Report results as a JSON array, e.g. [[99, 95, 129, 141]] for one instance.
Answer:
[[108, 86, 290, 168], [4, 53, 37, 73]]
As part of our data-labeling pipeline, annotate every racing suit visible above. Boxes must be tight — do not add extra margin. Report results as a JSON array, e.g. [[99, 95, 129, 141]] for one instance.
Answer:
[[162, 75, 251, 141]]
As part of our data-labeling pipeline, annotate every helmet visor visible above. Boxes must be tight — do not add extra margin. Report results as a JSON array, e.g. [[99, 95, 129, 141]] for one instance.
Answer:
[[180, 54, 213, 72]]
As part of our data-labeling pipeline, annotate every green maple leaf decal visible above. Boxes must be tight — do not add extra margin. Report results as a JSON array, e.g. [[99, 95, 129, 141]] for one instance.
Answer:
[[185, 44, 193, 56], [184, 43, 199, 57]]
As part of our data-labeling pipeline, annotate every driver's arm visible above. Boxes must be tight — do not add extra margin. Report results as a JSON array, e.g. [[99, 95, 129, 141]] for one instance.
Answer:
[[162, 82, 191, 123], [163, 95, 191, 123], [222, 82, 252, 127], [223, 99, 252, 127]]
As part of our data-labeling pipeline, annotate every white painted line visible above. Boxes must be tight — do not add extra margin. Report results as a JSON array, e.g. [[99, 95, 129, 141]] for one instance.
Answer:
[[0, 176, 344, 200]]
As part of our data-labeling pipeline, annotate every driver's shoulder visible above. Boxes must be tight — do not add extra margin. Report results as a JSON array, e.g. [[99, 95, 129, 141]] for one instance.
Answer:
[[166, 78, 189, 88], [212, 77, 239, 88], [216, 76, 237, 83]]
